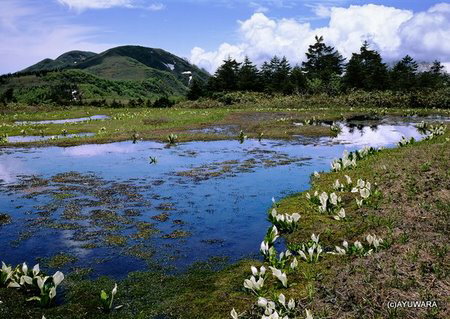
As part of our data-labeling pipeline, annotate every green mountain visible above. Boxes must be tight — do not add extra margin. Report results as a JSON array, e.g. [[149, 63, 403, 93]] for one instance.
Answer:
[[22, 51, 98, 73], [1, 45, 209, 105]]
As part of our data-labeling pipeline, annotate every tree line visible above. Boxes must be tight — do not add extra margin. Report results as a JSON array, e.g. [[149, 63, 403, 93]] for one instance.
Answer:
[[188, 36, 448, 100]]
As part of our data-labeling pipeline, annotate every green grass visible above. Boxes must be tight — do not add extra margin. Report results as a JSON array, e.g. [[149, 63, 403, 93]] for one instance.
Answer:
[[2, 100, 449, 147]]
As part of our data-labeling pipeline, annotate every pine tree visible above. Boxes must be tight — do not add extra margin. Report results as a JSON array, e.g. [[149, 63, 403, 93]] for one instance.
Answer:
[[302, 36, 345, 82], [290, 66, 307, 94], [209, 58, 241, 92], [344, 41, 389, 90], [187, 79, 204, 100], [237, 57, 260, 91], [390, 55, 418, 90]]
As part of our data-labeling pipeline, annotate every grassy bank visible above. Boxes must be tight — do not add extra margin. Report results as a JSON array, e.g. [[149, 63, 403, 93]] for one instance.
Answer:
[[0, 123, 448, 318], [1, 97, 450, 147]]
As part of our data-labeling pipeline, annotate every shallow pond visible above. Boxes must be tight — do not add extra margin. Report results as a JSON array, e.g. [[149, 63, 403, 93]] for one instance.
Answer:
[[0, 121, 427, 277], [14, 115, 109, 125], [7, 133, 95, 143]]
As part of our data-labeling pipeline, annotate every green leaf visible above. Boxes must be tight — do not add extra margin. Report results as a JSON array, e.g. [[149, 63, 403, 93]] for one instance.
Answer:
[[100, 290, 108, 301]]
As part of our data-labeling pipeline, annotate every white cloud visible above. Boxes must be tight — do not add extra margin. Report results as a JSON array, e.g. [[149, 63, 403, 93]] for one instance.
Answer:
[[57, 0, 135, 10], [147, 3, 165, 11], [57, 0, 165, 11], [191, 3, 450, 73], [0, 1, 113, 74]]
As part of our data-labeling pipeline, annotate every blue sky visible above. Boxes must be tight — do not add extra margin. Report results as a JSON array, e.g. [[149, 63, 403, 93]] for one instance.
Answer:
[[0, 0, 449, 74]]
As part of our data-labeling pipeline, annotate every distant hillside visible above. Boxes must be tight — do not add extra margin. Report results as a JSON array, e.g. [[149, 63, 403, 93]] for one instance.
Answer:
[[22, 51, 97, 73], [1, 45, 210, 105]]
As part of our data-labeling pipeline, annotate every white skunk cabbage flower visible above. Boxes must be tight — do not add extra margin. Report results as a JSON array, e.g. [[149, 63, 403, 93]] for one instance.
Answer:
[[257, 297, 268, 308], [305, 309, 314, 319], [360, 188, 371, 199], [269, 267, 288, 287], [333, 208, 346, 220], [290, 257, 298, 270], [231, 308, 238, 319], [311, 234, 320, 244], [32, 264, 40, 276], [345, 175, 352, 185], [53, 271, 64, 287], [278, 293, 286, 306], [288, 298, 295, 310]]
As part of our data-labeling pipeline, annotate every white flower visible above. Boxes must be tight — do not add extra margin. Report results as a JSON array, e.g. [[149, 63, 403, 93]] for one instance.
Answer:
[[330, 192, 338, 206], [21, 263, 28, 274], [291, 213, 301, 222], [251, 266, 258, 276], [231, 308, 238, 319], [333, 208, 346, 220], [345, 175, 352, 185], [343, 241, 349, 250], [32, 264, 40, 276], [305, 309, 314, 319], [244, 276, 264, 292], [311, 234, 320, 244], [298, 250, 307, 261], [354, 241, 363, 250], [49, 287, 56, 299], [290, 257, 298, 270], [356, 198, 363, 208], [112, 283, 118, 296], [335, 246, 346, 255], [257, 297, 268, 308], [306, 193, 311, 200], [269, 267, 288, 287], [260, 241, 269, 255], [52, 271, 64, 287], [288, 298, 295, 310], [278, 293, 286, 306], [360, 188, 370, 199]]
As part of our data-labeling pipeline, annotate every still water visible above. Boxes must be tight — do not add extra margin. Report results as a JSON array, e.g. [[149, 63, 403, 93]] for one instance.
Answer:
[[0, 121, 425, 277]]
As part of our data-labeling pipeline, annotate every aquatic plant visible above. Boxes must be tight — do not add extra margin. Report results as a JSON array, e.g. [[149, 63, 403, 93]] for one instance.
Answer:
[[332, 175, 353, 192], [296, 234, 323, 264], [1, 261, 65, 307], [269, 267, 288, 288], [331, 147, 380, 172], [331, 235, 384, 257], [132, 132, 140, 144], [330, 122, 341, 134], [0, 133, 8, 143], [100, 283, 123, 312], [258, 132, 264, 141], [398, 136, 415, 147], [424, 124, 447, 140], [238, 130, 247, 144], [268, 209, 301, 233], [167, 133, 178, 145], [333, 208, 346, 220], [311, 191, 342, 214]]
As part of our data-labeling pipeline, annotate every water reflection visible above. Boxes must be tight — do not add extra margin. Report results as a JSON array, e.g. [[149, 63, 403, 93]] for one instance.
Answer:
[[15, 115, 109, 125], [333, 123, 423, 147], [8, 133, 95, 143]]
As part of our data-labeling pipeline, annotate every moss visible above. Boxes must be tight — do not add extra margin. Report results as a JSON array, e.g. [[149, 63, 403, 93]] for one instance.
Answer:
[[0, 213, 12, 225], [104, 235, 127, 247], [45, 253, 78, 268], [162, 230, 191, 239]]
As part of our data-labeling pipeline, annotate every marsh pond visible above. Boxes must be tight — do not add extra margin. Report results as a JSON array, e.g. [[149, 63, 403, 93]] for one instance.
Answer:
[[0, 119, 432, 277]]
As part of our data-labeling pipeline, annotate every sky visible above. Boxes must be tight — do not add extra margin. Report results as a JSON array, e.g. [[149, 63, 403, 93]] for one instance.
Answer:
[[0, 0, 449, 74]]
